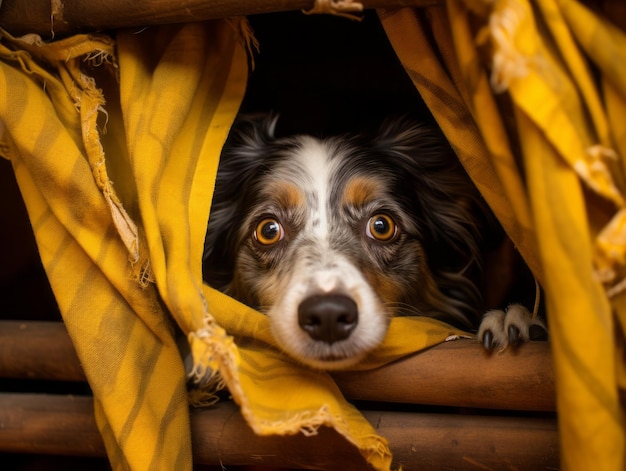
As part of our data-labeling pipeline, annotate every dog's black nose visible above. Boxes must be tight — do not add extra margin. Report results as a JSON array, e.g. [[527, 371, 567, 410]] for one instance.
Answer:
[[298, 294, 358, 344]]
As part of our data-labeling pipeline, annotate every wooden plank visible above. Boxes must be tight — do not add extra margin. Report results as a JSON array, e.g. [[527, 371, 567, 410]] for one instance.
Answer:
[[0, 393, 105, 457], [0, 321, 85, 382], [333, 340, 556, 411], [0, 393, 559, 470], [0, 320, 555, 410], [367, 409, 559, 471], [0, 0, 441, 37]]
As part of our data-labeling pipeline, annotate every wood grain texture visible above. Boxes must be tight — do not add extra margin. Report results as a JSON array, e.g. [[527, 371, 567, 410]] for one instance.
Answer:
[[0, 321, 86, 382], [0, 320, 555, 410], [333, 340, 556, 411], [0, 0, 441, 37], [0, 393, 559, 470]]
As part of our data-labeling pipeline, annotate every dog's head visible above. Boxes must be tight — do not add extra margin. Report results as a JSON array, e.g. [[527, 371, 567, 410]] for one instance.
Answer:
[[204, 116, 490, 369]]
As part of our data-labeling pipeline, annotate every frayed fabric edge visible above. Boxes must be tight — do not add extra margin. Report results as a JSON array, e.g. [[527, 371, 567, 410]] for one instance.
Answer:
[[445, 333, 474, 342], [79, 70, 144, 277], [594, 207, 626, 298], [475, 0, 532, 93], [227, 17, 260, 70], [188, 309, 393, 470], [239, 402, 394, 471]]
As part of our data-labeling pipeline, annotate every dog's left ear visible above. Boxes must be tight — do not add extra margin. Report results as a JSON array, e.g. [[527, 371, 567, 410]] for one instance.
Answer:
[[372, 118, 491, 256], [203, 114, 280, 288], [372, 118, 499, 310]]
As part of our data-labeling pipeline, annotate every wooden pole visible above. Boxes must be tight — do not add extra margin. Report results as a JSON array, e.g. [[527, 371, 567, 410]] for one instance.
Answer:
[[371, 410, 559, 471], [0, 321, 86, 382], [333, 339, 556, 411], [0, 393, 559, 470], [0, 393, 105, 457], [0, 320, 555, 410], [0, 0, 442, 38]]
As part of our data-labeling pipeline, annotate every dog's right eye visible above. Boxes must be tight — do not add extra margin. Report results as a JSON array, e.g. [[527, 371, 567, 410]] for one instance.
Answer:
[[366, 214, 398, 242], [254, 218, 284, 246]]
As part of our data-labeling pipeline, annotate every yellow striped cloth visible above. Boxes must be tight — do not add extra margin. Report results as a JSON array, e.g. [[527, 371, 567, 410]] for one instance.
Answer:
[[380, 0, 626, 469], [2, 1, 625, 470], [0, 17, 464, 471]]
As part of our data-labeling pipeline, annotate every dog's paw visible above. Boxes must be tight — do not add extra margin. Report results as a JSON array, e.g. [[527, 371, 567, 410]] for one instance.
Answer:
[[478, 303, 547, 352]]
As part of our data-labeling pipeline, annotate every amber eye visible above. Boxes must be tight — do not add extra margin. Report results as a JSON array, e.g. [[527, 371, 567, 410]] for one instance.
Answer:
[[254, 218, 284, 246], [366, 214, 397, 242]]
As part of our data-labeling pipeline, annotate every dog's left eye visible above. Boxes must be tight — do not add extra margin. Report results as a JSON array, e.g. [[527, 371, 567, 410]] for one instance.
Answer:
[[254, 218, 284, 246], [366, 214, 398, 242]]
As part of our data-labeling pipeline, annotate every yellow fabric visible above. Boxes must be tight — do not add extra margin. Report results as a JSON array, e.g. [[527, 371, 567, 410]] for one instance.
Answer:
[[3, 2, 625, 470], [199, 285, 464, 465], [380, 1, 626, 469], [0, 18, 465, 471]]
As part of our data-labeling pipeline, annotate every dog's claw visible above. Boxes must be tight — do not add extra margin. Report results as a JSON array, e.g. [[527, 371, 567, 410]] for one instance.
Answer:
[[482, 330, 494, 351], [508, 324, 521, 347]]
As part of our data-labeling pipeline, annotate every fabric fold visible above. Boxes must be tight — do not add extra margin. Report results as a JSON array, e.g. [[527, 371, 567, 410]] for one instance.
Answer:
[[1, 17, 463, 471], [2, 2, 624, 470], [380, 1, 625, 469]]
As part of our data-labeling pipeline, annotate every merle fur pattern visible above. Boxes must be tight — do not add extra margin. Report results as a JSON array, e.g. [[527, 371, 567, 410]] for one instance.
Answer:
[[203, 116, 499, 332]]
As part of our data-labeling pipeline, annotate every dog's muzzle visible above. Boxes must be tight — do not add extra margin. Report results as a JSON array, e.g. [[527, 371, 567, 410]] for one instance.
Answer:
[[297, 293, 358, 343]]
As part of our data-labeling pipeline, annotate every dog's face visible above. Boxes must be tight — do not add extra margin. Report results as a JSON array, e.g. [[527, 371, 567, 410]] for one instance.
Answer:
[[228, 135, 427, 369], [204, 117, 488, 369]]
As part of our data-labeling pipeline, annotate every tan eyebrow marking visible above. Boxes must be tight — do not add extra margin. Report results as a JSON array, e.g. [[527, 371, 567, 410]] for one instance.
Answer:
[[342, 176, 380, 207], [274, 181, 305, 208]]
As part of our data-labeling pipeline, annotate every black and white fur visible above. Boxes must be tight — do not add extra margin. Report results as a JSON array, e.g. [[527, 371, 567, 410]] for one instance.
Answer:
[[203, 116, 545, 369]]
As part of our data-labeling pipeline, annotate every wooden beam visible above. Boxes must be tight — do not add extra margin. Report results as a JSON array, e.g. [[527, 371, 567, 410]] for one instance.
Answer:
[[333, 339, 556, 411], [0, 320, 555, 411], [0, 393, 105, 457], [0, 393, 559, 470], [0, 0, 441, 38], [0, 321, 85, 383]]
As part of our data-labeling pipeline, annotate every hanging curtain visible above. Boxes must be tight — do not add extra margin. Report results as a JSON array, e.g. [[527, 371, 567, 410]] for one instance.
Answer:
[[2, 1, 624, 470], [379, 0, 626, 469], [0, 20, 248, 470], [0, 15, 465, 471]]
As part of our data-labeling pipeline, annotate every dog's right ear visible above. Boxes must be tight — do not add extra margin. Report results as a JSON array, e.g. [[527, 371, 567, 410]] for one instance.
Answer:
[[202, 114, 279, 289], [225, 113, 279, 153]]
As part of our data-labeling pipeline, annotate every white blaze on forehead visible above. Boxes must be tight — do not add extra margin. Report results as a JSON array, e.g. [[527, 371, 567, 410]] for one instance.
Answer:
[[288, 137, 335, 237], [273, 137, 342, 294], [262, 136, 390, 368]]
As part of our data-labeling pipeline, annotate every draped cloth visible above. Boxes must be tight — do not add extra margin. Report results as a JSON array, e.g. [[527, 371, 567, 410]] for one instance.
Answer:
[[0, 15, 462, 471], [378, 1, 626, 469], [0, 1, 624, 470]]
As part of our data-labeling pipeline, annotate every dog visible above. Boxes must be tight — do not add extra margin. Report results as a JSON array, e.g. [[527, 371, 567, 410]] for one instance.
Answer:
[[203, 116, 546, 370]]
